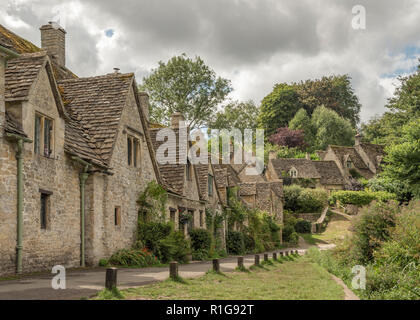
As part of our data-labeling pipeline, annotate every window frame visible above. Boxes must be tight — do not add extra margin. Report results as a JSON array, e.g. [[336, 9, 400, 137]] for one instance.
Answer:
[[114, 206, 121, 227], [127, 134, 141, 168], [208, 174, 214, 197], [34, 112, 54, 158], [39, 190, 52, 230]]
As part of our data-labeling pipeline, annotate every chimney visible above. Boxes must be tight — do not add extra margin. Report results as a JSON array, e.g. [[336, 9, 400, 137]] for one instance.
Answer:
[[171, 112, 185, 129], [269, 150, 277, 161], [355, 132, 362, 146], [40, 22, 66, 66], [305, 153, 311, 160], [138, 92, 150, 122]]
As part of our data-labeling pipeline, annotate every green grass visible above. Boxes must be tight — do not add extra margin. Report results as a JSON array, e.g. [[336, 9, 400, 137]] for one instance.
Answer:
[[94, 256, 345, 300]]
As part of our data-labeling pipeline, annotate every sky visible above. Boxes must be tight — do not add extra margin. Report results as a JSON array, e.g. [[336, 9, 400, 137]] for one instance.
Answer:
[[1, 0, 420, 123]]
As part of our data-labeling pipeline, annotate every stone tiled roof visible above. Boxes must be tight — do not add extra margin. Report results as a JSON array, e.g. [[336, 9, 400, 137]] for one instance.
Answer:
[[359, 143, 385, 168], [329, 145, 372, 178], [213, 164, 241, 187], [4, 112, 27, 137], [0, 24, 41, 54], [239, 183, 257, 196], [149, 127, 186, 195], [271, 158, 321, 179], [312, 161, 345, 185], [195, 164, 209, 200], [58, 73, 134, 165], [4, 52, 46, 101]]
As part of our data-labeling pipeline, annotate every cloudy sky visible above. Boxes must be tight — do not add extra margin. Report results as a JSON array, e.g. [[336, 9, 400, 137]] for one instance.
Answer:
[[2, 0, 420, 123]]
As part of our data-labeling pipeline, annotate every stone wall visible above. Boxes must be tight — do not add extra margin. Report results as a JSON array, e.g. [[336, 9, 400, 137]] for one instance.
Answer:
[[0, 55, 5, 137]]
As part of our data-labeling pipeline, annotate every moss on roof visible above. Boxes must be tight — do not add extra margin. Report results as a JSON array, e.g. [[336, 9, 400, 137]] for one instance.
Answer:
[[0, 24, 41, 54]]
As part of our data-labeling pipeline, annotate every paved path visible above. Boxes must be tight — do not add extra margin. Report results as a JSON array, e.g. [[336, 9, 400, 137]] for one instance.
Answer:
[[0, 250, 303, 300]]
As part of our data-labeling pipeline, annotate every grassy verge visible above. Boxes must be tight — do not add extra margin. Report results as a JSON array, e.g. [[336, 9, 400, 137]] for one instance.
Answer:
[[93, 256, 345, 300]]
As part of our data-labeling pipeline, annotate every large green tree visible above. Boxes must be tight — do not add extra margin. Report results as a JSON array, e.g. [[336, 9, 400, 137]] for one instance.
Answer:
[[209, 100, 259, 132], [140, 54, 232, 129], [257, 83, 303, 137], [295, 75, 361, 127], [289, 108, 315, 147], [311, 105, 355, 150]]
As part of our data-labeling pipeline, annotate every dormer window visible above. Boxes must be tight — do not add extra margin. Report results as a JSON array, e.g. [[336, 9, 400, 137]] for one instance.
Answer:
[[289, 167, 298, 178], [346, 160, 352, 168], [127, 135, 140, 167], [34, 113, 54, 158]]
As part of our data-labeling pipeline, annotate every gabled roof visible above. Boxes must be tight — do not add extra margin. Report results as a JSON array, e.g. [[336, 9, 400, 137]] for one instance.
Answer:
[[270, 158, 321, 179], [195, 164, 209, 200], [358, 142, 385, 168], [5, 51, 46, 101], [312, 161, 345, 185], [328, 145, 373, 178], [58, 73, 134, 164]]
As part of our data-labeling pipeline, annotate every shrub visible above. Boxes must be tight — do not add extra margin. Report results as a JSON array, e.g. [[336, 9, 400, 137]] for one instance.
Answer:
[[329, 190, 396, 207], [108, 248, 159, 267], [297, 188, 328, 213], [295, 219, 312, 233], [226, 231, 245, 255], [189, 229, 212, 260], [99, 259, 108, 267], [137, 222, 172, 254], [282, 224, 296, 243], [289, 232, 299, 245], [283, 185, 303, 211], [158, 231, 190, 263], [243, 233, 255, 253]]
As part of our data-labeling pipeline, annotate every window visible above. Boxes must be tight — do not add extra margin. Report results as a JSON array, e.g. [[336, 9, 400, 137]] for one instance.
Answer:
[[208, 174, 213, 196], [346, 160, 352, 168], [199, 210, 203, 227], [34, 113, 53, 157], [187, 209, 195, 233], [114, 206, 121, 227], [289, 168, 298, 178], [40, 191, 52, 229], [127, 135, 140, 167], [170, 208, 176, 224]]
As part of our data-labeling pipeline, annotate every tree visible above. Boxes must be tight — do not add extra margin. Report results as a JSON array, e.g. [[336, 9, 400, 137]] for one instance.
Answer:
[[209, 100, 259, 132], [311, 105, 355, 150], [289, 108, 315, 147], [257, 83, 303, 137], [381, 119, 420, 198], [140, 54, 232, 129], [268, 127, 306, 149], [295, 75, 361, 127]]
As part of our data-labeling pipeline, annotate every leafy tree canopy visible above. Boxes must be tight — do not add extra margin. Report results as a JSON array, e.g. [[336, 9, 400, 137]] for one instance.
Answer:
[[140, 54, 232, 129]]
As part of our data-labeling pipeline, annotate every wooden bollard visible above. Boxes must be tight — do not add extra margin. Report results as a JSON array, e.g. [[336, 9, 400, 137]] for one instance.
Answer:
[[169, 261, 178, 279], [213, 259, 220, 273], [254, 255, 260, 266], [264, 253, 268, 262], [105, 267, 117, 290], [273, 252, 277, 260], [238, 256, 244, 269]]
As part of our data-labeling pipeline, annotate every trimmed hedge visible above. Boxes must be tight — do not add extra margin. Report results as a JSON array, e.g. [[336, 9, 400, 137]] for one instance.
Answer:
[[329, 190, 397, 207], [295, 218, 312, 234], [284, 185, 328, 213], [227, 231, 245, 255], [189, 229, 212, 260]]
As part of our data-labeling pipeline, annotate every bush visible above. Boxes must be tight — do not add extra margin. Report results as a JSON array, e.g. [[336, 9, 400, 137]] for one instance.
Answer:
[[243, 233, 255, 253], [227, 231, 245, 255], [329, 190, 396, 207], [158, 231, 190, 263], [283, 185, 303, 211], [297, 188, 328, 213], [295, 219, 312, 233], [137, 222, 172, 254], [189, 229, 212, 260], [289, 232, 299, 245], [108, 248, 159, 267], [282, 224, 295, 243]]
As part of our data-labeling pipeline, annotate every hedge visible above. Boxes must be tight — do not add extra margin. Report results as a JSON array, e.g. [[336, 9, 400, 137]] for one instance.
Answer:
[[329, 190, 397, 207], [284, 185, 328, 213]]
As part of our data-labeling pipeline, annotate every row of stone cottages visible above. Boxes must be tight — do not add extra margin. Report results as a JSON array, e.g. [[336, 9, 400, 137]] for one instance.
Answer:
[[0, 22, 284, 276]]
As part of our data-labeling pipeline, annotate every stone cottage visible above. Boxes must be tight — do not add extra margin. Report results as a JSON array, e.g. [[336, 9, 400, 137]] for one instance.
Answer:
[[0, 22, 161, 275]]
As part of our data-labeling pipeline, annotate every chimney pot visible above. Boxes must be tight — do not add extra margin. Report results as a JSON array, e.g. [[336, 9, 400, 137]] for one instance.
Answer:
[[171, 112, 185, 129], [113, 68, 120, 74]]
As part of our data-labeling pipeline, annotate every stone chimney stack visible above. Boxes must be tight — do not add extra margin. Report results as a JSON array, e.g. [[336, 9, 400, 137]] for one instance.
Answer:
[[138, 92, 150, 122], [355, 132, 362, 146], [305, 153, 311, 160], [40, 22, 66, 67], [269, 150, 277, 161], [171, 112, 185, 129]]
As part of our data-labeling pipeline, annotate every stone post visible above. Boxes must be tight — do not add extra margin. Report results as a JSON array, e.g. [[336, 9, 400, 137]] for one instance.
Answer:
[[105, 268, 117, 290], [213, 259, 220, 273], [170, 261, 178, 279], [254, 255, 260, 266], [238, 256, 244, 269]]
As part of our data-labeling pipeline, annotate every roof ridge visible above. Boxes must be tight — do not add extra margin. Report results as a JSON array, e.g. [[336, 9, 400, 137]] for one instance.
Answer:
[[57, 72, 134, 83]]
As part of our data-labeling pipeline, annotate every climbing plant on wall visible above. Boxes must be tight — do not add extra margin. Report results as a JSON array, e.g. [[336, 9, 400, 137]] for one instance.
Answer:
[[137, 181, 168, 222]]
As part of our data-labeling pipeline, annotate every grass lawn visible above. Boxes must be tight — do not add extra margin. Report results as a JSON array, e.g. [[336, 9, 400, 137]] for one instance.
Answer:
[[94, 256, 345, 300]]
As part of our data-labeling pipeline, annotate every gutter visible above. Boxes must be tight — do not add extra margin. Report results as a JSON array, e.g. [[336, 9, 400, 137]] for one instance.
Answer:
[[6, 133, 32, 274], [71, 156, 91, 268]]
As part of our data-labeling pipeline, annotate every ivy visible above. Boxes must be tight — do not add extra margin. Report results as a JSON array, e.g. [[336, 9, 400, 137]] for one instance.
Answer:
[[137, 181, 168, 222]]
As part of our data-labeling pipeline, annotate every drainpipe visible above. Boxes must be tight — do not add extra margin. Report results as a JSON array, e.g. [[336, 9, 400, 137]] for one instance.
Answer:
[[72, 156, 91, 267], [6, 133, 32, 274]]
